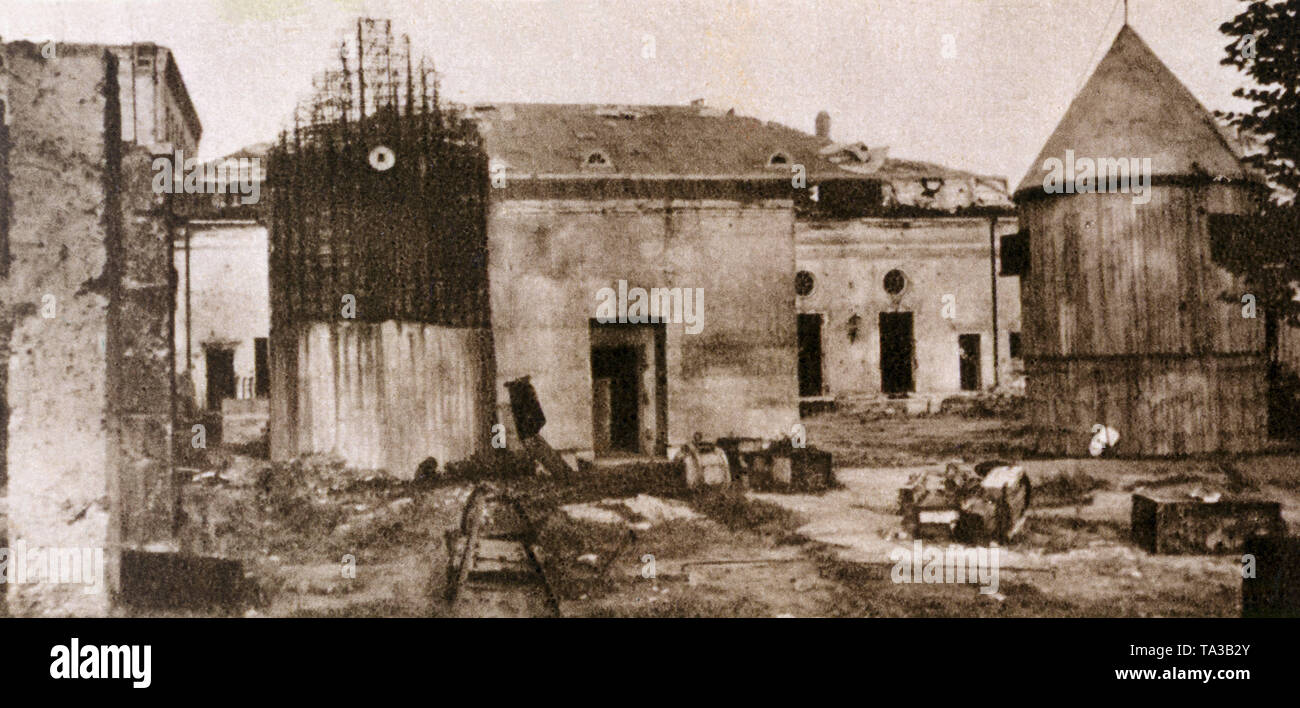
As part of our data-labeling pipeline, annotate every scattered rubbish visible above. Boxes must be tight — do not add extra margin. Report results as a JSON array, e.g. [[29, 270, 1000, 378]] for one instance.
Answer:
[[506, 376, 576, 479], [191, 469, 228, 485], [561, 494, 702, 528], [619, 494, 702, 524], [713, 435, 835, 491], [412, 457, 439, 488], [676, 435, 731, 489], [388, 497, 414, 512], [898, 460, 1031, 543], [1032, 466, 1108, 508], [561, 504, 627, 525]]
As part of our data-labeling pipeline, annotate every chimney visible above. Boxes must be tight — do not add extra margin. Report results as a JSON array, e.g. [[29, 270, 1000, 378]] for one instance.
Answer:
[[815, 110, 831, 139]]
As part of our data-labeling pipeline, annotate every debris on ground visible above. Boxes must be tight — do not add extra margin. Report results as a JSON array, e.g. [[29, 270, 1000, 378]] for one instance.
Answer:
[[1033, 466, 1109, 507], [561, 494, 702, 529], [897, 460, 1031, 543], [677, 434, 836, 492]]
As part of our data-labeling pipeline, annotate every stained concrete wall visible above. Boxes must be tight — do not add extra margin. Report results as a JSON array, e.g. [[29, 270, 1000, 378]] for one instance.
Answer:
[[174, 220, 269, 408], [271, 321, 495, 478], [795, 216, 1022, 397], [489, 196, 801, 453], [2, 43, 175, 615]]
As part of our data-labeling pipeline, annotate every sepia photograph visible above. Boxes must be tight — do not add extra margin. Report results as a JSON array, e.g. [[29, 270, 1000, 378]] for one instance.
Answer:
[[0, 0, 1296, 692]]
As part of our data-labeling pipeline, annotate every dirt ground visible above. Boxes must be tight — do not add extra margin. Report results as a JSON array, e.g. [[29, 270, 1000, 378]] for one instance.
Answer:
[[170, 405, 1300, 617]]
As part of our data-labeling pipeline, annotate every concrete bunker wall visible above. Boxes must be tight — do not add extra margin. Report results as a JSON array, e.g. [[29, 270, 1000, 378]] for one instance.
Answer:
[[271, 320, 495, 478]]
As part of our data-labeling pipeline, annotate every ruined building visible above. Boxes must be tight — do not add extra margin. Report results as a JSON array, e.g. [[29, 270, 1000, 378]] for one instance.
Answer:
[[792, 118, 1021, 405], [267, 26, 497, 478], [241, 96, 1024, 468], [478, 102, 857, 458], [1, 41, 199, 614]]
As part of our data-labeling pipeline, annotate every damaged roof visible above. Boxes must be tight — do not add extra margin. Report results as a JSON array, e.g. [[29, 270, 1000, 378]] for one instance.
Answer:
[[472, 102, 1008, 190], [240, 101, 1012, 210], [472, 102, 851, 178], [1015, 25, 1260, 198]]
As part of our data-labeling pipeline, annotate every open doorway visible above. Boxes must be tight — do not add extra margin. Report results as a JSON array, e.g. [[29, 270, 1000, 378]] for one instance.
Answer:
[[205, 346, 236, 410], [879, 312, 914, 395], [254, 337, 270, 398], [797, 313, 823, 396], [589, 321, 666, 456], [592, 346, 639, 453], [959, 334, 981, 391]]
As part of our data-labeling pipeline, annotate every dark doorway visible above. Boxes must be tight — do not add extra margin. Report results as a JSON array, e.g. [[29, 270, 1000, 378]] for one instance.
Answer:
[[591, 345, 640, 453], [879, 312, 914, 394], [205, 347, 236, 410], [959, 334, 981, 391], [797, 314, 824, 396], [1265, 310, 1300, 440], [254, 338, 270, 398]]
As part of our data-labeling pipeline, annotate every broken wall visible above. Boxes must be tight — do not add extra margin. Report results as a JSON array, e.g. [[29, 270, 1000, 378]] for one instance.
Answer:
[[1, 43, 175, 615]]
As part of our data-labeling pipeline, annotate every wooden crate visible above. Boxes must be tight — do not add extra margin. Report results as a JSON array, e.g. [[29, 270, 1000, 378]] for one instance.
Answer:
[[1131, 491, 1284, 554]]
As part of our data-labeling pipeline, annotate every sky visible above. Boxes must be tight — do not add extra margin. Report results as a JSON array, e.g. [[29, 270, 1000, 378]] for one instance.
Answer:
[[1, 0, 1259, 184]]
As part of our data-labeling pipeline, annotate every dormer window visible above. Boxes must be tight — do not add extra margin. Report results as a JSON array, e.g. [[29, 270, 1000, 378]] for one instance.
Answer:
[[583, 150, 612, 169], [767, 151, 791, 168], [921, 177, 944, 196]]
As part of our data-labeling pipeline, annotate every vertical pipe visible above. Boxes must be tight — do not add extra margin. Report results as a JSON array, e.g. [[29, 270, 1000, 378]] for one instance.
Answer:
[[184, 224, 191, 376], [355, 20, 366, 127], [989, 216, 1000, 389]]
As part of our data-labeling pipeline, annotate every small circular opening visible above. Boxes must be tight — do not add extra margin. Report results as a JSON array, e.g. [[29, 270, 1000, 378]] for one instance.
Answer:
[[795, 270, 815, 296], [883, 269, 907, 295]]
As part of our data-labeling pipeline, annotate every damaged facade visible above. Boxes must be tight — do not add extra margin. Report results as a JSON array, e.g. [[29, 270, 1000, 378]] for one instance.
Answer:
[[1, 41, 197, 614], [241, 99, 1026, 467], [794, 121, 1022, 402], [480, 103, 883, 457], [265, 39, 497, 478]]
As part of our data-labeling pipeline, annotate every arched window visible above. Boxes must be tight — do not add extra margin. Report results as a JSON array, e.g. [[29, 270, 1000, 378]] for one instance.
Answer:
[[767, 151, 791, 168]]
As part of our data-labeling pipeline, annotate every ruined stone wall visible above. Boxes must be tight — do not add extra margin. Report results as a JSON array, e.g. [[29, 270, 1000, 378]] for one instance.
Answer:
[[796, 216, 1022, 396], [489, 196, 801, 453], [2, 43, 175, 615]]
